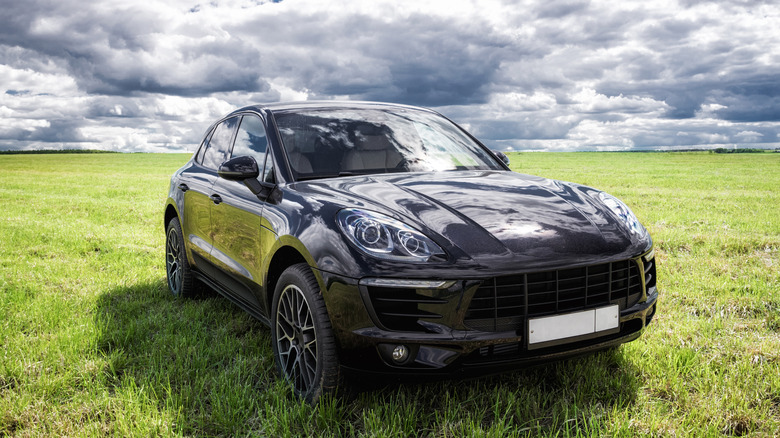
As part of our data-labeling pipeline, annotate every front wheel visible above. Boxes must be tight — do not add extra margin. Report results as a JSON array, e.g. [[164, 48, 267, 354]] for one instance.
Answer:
[[271, 263, 341, 403]]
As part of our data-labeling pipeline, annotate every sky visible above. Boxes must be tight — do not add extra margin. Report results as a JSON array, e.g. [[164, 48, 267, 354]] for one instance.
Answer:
[[1, 0, 779, 153]]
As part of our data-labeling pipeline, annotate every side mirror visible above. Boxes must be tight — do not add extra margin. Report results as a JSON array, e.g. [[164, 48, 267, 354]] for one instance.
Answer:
[[219, 155, 278, 201], [218, 155, 259, 180], [493, 150, 510, 166]]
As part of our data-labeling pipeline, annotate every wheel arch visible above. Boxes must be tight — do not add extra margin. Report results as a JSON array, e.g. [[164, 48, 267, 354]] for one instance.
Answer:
[[164, 201, 180, 229], [264, 245, 318, 314]]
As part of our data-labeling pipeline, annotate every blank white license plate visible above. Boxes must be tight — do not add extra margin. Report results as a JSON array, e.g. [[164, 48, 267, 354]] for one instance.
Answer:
[[528, 305, 619, 345]]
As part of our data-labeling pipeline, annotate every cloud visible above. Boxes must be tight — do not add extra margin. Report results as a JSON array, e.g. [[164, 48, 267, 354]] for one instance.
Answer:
[[571, 88, 668, 115], [1, 0, 779, 152], [2, 1, 270, 97]]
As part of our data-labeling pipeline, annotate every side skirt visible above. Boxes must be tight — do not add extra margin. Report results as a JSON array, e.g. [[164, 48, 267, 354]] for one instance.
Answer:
[[192, 270, 271, 327]]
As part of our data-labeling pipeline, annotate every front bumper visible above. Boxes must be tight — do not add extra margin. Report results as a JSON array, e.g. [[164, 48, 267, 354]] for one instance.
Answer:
[[317, 253, 658, 376]]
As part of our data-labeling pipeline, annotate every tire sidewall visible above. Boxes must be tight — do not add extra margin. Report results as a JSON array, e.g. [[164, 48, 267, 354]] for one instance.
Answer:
[[165, 217, 192, 298], [271, 263, 336, 403]]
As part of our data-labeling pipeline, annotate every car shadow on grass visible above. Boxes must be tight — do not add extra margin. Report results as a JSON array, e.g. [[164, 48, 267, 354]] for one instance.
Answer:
[[95, 278, 642, 436], [94, 278, 277, 436]]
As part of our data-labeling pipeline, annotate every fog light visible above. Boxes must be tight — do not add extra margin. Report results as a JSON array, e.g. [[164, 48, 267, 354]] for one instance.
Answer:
[[392, 345, 409, 363]]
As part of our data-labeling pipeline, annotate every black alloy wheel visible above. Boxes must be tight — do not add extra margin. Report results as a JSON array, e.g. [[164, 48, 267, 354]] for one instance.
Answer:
[[271, 263, 341, 403], [165, 217, 193, 297]]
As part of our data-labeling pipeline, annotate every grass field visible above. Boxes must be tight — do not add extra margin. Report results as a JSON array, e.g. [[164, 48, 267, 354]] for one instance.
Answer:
[[0, 152, 778, 437]]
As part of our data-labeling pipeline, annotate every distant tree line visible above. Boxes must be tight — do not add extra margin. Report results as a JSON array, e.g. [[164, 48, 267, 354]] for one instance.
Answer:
[[712, 148, 778, 154], [0, 149, 119, 155]]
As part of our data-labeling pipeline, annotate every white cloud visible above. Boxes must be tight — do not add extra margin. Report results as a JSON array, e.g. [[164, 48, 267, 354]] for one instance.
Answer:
[[734, 130, 763, 142], [490, 92, 557, 112], [572, 88, 668, 115], [695, 103, 727, 118], [0, 63, 78, 96]]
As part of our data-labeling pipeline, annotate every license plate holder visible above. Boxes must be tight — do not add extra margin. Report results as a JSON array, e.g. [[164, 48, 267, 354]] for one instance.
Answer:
[[528, 305, 620, 349]]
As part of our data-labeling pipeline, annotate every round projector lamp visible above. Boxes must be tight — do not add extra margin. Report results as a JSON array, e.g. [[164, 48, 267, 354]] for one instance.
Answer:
[[392, 345, 409, 363]]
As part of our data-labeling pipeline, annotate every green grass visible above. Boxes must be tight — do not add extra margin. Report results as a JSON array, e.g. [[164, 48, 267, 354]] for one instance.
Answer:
[[1, 152, 778, 437]]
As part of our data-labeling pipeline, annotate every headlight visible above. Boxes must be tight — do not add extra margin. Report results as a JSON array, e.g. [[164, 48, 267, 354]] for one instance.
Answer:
[[337, 209, 445, 262], [598, 192, 646, 236]]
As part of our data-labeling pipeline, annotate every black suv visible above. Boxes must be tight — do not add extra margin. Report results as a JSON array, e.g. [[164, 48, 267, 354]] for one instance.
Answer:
[[164, 101, 657, 402]]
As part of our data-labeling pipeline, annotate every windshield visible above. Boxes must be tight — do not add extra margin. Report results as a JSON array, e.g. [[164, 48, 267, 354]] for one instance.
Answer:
[[273, 108, 503, 181]]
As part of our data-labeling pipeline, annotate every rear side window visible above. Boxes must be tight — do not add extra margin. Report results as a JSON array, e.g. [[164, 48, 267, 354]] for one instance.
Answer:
[[194, 130, 213, 164], [202, 116, 240, 170]]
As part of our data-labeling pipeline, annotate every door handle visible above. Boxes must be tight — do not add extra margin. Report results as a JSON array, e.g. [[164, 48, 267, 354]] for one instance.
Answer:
[[178, 183, 189, 192], [210, 194, 223, 205]]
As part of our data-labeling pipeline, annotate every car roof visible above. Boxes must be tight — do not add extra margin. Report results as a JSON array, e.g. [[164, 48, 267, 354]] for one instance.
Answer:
[[232, 100, 438, 116]]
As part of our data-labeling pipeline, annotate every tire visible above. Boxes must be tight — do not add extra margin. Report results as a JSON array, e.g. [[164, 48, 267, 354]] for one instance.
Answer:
[[271, 263, 341, 403], [165, 217, 194, 298]]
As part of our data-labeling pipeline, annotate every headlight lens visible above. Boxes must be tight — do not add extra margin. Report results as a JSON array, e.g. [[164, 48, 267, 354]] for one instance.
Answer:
[[337, 209, 445, 262], [598, 192, 646, 236]]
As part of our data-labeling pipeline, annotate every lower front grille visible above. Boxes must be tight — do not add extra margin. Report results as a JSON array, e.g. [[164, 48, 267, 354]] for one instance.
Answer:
[[464, 257, 649, 332], [366, 286, 448, 332]]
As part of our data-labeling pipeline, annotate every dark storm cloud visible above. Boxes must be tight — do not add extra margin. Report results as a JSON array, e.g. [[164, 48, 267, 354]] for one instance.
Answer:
[[602, 6, 779, 124], [340, 17, 510, 106], [230, 8, 514, 107], [477, 119, 577, 142], [712, 76, 780, 122], [533, 0, 591, 19], [0, 1, 268, 97], [598, 68, 780, 122], [85, 97, 143, 119]]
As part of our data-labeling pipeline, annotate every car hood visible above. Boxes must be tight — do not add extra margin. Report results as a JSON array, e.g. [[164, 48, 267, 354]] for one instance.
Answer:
[[292, 171, 650, 272]]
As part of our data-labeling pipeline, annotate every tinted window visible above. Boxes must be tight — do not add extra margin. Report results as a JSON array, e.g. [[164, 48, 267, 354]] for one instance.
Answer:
[[194, 131, 212, 165], [232, 115, 268, 166], [202, 116, 240, 170], [274, 108, 502, 180], [262, 152, 275, 183]]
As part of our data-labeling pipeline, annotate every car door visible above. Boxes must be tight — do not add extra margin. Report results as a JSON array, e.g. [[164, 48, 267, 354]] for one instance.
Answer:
[[180, 116, 240, 271], [209, 113, 270, 313]]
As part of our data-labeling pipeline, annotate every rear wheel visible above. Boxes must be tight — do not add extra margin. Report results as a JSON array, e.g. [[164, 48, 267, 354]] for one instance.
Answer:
[[165, 217, 194, 297], [271, 263, 341, 403]]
